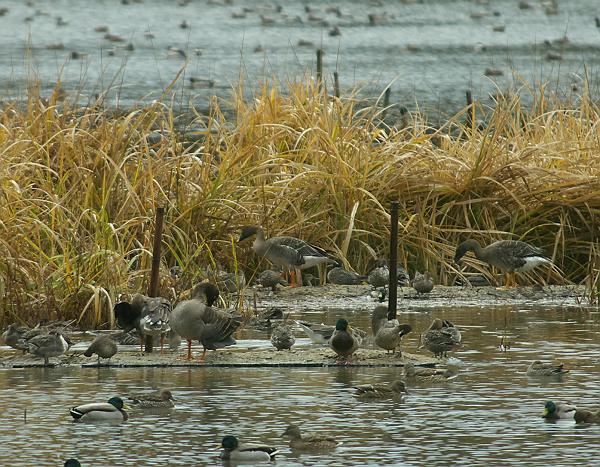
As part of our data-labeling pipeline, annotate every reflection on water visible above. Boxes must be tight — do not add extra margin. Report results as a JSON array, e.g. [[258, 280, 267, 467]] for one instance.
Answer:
[[2, 306, 600, 466]]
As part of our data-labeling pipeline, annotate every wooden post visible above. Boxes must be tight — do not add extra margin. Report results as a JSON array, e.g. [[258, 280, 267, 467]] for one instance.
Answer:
[[316, 49, 323, 90], [333, 71, 340, 98], [382, 87, 391, 120], [146, 206, 165, 353], [465, 89, 473, 130], [388, 201, 399, 319]]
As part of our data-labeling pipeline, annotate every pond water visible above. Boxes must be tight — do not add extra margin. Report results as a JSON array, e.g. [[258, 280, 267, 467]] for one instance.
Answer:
[[2, 304, 600, 466], [0, 0, 598, 117]]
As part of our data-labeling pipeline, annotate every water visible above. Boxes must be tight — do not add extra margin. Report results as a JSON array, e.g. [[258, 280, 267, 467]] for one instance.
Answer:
[[2, 305, 600, 466], [0, 0, 599, 117]]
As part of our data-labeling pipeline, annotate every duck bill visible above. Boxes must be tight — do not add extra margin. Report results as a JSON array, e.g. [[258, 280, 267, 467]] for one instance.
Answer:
[[542, 408, 549, 417]]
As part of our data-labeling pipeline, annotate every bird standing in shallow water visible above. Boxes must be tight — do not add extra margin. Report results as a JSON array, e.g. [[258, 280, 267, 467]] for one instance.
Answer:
[[371, 305, 412, 354], [412, 271, 434, 295], [330, 318, 361, 363], [420, 318, 461, 358], [27, 331, 70, 366], [454, 239, 552, 288], [83, 335, 118, 364], [270, 323, 295, 350]]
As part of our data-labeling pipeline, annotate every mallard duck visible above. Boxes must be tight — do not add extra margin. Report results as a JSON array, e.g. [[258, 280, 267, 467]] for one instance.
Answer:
[[526, 361, 569, 377], [454, 239, 551, 287], [371, 305, 412, 354], [403, 362, 459, 382], [327, 266, 367, 285], [213, 269, 246, 293], [412, 271, 434, 295], [70, 396, 128, 423], [330, 319, 360, 362], [258, 269, 288, 291], [542, 401, 576, 420], [1, 323, 30, 352], [83, 335, 118, 364], [574, 409, 600, 424], [420, 318, 461, 358], [128, 388, 175, 408], [368, 259, 410, 288], [353, 380, 407, 399], [238, 225, 336, 287], [114, 294, 172, 352], [281, 424, 341, 450], [64, 459, 81, 467], [27, 331, 70, 365], [219, 435, 279, 462], [170, 283, 242, 361], [296, 320, 367, 345], [270, 323, 295, 350]]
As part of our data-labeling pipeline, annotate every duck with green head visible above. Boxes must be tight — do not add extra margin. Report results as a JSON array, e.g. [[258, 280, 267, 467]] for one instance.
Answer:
[[219, 435, 279, 462], [70, 396, 128, 423], [542, 401, 576, 420], [330, 318, 360, 363]]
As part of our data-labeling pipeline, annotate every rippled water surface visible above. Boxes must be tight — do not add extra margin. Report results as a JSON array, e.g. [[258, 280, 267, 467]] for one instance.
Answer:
[[2, 306, 600, 466], [0, 0, 599, 115]]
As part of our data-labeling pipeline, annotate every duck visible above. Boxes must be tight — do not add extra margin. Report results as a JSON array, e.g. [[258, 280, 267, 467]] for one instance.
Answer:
[[238, 225, 336, 287], [526, 361, 569, 377], [403, 362, 459, 382], [83, 335, 118, 364], [330, 319, 360, 362], [170, 283, 242, 361], [574, 409, 600, 424], [281, 424, 341, 451], [296, 320, 367, 345], [1, 323, 30, 352], [327, 266, 367, 285], [70, 396, 128, 423], [128, 388, 175, 408], [219, 435, 279, 462], [114, 294, 172, 352], [542, 401, 576, 420], [353, 380, 407, 399], [270, 323, 295, 350], [420, 318, 461, 358], [454, 239, 551, 287], [371, 305, 412, 354], [27, 331, 70, 365], [257, 269, 288, 291], [368, 259, 410, 288], [412, 271, 434, 295], [64, 459, 81, 467]]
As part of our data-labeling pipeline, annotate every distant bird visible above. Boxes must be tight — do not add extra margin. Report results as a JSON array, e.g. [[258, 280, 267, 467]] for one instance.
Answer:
[[328, 26, 341, 37], [83, 335, 118, 364], [368, 259, 410, 287], [454, 239, 551, 288], [114, 294, 172, 352], [330, 319, 360, 363], [70, 396, 128, 423], [214, 269, 246, 293], [412, 271, 434, 295], [403, 362, 458, 382], [170, 283, 241, 361], [327, 266, 367, 285], [220, 435, 279, 462], [542, 401, 576, 420], [239, 226, 336, 287], [270, 323, 295, 350], [128, 388, 175, 408], [371, 305, 411, 354], [526, 361, 569, 377], [27, 331, 70, 366], [353, 380, 407, 400], [258, 269, 288, 290], [421, 318, 461, 358], [281, 424, 341, 451]]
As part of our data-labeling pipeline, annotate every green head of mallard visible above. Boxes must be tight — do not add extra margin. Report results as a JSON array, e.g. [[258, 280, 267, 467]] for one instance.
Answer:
[[64, 460, 81, 467], [543, 401, 557, 417], [108, 396, 125, 410], [335, 319, 349, 331], [222, 435, 239, 450]]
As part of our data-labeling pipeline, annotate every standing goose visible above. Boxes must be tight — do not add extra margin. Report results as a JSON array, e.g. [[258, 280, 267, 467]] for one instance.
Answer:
[[238, 225, 336, 287], [330, 319, 360, 363], [83, 335, 118, 364], [27, 331, 70, 366], [114, 294, 172, 352], [219, 435, 279, 462], [281, 424, 341, 451], [170, 283, 242, 361], [371, 305, 412, 354], [420, 318, 461, 358], [454, 239, 551, 287], [70, 396, 128, 423]]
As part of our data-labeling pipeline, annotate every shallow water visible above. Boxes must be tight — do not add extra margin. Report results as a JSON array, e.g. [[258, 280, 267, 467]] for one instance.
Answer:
[[2, 305, 600, 466], [0, 0, 598, 117]]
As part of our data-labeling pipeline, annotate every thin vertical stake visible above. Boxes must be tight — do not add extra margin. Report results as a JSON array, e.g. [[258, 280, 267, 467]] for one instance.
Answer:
[[382, 87, 391, 120], [316, 49, 323, 90], [333, 71, 340, 98], [465, 89, 473, 130], [146, 206, 165, 353], [389, 201, 399, 319]]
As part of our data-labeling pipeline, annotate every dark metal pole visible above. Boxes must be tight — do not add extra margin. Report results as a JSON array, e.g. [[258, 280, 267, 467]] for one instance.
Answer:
[[465, 89, 473, 130], [316, 49, 323, 91], [388, 201, 399, 319], [382, 87, 391, 120], [146, 206, 165, 353], [333, 71, 340, 98]]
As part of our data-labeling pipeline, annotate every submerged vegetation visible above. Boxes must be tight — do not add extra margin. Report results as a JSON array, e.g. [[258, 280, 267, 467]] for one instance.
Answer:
[[0, 77, 599, 326]]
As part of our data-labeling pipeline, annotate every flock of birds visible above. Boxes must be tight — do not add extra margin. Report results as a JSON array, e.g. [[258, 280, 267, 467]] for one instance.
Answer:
[[4, 224, 590, 464]]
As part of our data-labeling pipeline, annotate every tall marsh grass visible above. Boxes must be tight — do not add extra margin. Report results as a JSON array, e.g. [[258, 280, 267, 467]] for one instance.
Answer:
[[0, 79, 599, 327]]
